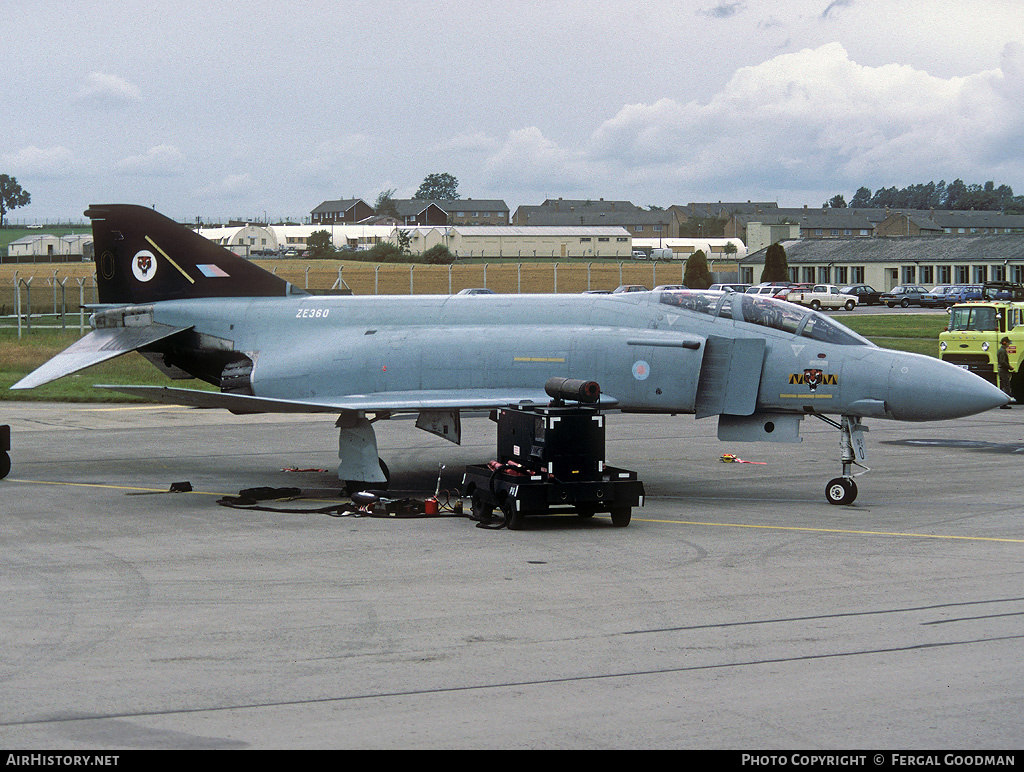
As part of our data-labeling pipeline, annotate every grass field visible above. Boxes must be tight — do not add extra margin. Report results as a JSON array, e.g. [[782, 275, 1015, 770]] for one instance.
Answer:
[[1, 313, 943, 403]]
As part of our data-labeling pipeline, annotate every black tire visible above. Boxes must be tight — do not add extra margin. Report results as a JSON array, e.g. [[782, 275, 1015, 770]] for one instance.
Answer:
[[825, 477, 857, 506], [0, 451, 9, 480], [610, 507, 631, 527], [504, 501, 524, 530], [1011, 371, 1024, 404], [470, 494, 493, 522], [887, 302, 896, 308], [900, 298, 909, 308], [845, 300, 856, 311], [810, 300, 821, 311]]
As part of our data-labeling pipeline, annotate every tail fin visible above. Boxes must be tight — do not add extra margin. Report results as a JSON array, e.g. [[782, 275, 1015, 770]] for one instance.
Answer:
[[87, 204, 303, 304]]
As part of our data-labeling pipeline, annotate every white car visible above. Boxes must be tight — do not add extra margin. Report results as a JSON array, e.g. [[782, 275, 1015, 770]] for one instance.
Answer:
[[784, 284, 858, 311]]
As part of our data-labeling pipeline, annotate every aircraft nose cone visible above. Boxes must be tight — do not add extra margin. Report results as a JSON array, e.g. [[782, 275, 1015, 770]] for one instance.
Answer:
[[886, 352, 1009, 421]]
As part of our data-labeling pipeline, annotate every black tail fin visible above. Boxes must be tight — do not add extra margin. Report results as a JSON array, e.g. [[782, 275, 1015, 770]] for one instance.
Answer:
[[87, 204, 302, 304]]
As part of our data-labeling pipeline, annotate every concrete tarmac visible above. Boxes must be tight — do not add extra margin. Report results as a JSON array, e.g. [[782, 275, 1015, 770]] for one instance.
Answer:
[[2, 401, 1023, 750]]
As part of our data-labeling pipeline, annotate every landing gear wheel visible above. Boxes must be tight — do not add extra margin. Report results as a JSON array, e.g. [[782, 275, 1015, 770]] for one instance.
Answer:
[[825, 477, 857, 506], [610, 507, 631, 527], [0, 451, 9, 480]]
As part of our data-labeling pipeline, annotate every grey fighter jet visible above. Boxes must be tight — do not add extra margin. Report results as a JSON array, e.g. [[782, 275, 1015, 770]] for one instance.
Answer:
[[11, 205, 1008, 504]]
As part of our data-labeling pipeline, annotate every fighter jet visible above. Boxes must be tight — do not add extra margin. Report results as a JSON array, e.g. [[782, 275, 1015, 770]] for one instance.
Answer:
[[10, 205, 1008, 504]]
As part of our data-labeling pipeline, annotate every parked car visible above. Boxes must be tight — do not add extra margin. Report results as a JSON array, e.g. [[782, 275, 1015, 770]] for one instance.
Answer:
[[582, 289, 611, 294], [920, 285, 957, 307], [653, 284, 688, 291], [709, 283, 751, 293], [612, 284, 649, 293], [746, 284, 793, 300], [880, 285, 929, 307], [943, 285, 982, 305], [839, 284, 882, 306], [784, 284, 858, 311], [456, 288, 496, 295], [981, 281, 1024, 301]]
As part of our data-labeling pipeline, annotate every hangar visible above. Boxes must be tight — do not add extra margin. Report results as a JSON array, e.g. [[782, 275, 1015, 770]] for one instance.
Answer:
[[740, 234, 1024, 289]]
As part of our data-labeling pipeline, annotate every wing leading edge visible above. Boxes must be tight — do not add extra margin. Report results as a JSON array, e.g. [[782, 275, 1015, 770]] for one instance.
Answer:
[[11, 324, 192, 390]]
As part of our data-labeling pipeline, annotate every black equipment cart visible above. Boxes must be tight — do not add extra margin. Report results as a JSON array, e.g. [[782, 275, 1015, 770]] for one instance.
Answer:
[[462, 379, 645, 530]]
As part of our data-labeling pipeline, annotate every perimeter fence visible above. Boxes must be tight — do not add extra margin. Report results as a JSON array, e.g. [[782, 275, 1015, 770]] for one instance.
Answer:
[[1, 260, 726, 336]]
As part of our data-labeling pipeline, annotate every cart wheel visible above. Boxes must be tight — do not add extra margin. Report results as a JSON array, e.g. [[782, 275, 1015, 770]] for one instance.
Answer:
[[576, 504, 597, 519], [470, 494, 493, 522], [503, 501, 524, 530], [610, 507, 631, 527]]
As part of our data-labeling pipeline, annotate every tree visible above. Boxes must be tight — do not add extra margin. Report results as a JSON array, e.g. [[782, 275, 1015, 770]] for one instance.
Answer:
[[0, 175, 31, 228], [306, 230, 335, 259], [395, 229, 412, 254], [849, 187, 872, 208], [375, 188, 399, 219], [761, 242, 789, 284], [683, 250, 713, 289], [364, 242, 406, 263], [825, 194, 847, 208], [413, 172, 459, 200], [422, 244, 456, 264]]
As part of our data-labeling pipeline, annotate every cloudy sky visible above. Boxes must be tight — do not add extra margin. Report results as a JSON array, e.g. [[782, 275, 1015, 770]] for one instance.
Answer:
[[3, 0, 1022, 222]]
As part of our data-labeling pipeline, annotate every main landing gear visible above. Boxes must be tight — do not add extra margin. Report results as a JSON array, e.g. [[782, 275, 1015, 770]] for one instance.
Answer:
[[814, 415, 870, 506]]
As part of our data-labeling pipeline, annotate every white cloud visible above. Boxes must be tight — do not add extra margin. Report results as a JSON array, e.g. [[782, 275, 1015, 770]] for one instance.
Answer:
[[1, 145, 77, 178], [482, 127, 591, 193], [433, 131, 501, 155], [115, 145, 186, 177], [197, 173, 256, 200], [75, 72, 141, 109], [297, 134, 376, 188], [477, 42, 1024, 201]]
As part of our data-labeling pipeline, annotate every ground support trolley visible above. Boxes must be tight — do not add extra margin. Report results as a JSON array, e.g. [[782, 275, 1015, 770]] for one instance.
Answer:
[[462, 463, 644, 530]]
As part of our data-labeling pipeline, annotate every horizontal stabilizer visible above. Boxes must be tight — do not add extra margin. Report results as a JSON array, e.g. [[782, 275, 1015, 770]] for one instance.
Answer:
[[11, 324, 191, 390], [93, 385, 619, 414]]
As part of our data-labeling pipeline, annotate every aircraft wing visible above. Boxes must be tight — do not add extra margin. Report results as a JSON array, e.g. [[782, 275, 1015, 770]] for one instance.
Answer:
[[11, 324, 192, 390], [93, 385, 620, 414]]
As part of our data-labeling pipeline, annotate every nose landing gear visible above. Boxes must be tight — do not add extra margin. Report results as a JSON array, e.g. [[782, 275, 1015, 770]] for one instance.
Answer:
[[816, 415, 870, 505]]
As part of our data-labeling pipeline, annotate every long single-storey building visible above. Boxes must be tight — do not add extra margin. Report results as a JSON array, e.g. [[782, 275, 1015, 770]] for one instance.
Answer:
[[402, 225, 633, 259], [740, 235, 1024, 289]]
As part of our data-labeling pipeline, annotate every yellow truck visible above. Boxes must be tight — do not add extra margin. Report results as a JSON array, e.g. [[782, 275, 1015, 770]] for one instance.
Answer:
[[939, 300, 1024, 401]]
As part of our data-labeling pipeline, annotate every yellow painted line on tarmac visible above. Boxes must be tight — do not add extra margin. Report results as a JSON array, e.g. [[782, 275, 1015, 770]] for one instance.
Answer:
[[634, 516, 1024, 544], [74, 405, 190, 412], [5, 478, 228, 497]]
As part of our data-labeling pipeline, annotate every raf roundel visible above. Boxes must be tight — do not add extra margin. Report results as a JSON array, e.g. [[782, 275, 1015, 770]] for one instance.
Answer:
[[132, 250, 157, 283], [632, 360, 650, 381]]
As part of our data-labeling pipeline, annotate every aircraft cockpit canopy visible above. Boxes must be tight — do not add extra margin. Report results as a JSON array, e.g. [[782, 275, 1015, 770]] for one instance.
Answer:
[[657, 290, 872, 346]]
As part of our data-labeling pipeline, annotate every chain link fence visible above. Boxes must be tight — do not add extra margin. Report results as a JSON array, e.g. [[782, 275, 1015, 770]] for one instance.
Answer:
[[2, 260, 728, 335]]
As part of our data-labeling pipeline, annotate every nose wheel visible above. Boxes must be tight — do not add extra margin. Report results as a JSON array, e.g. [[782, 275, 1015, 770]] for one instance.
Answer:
[[826, 476, 857, 505]]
